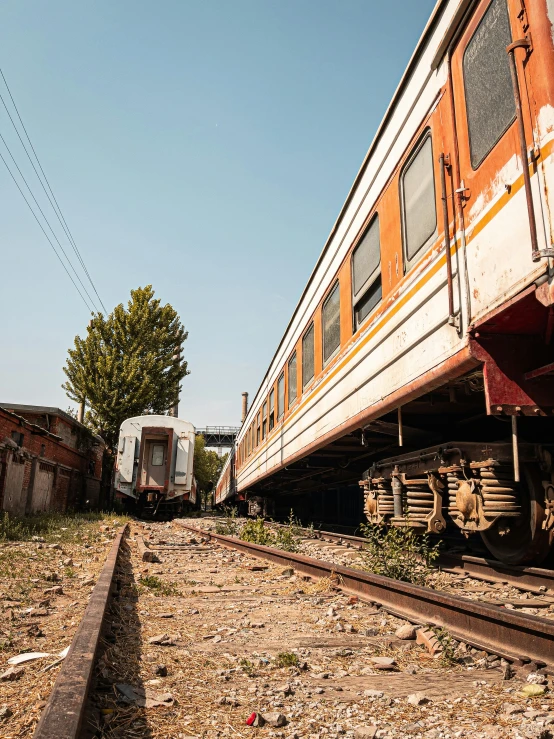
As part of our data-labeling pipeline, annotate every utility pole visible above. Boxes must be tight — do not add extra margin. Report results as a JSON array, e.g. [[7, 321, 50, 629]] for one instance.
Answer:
[[168, 336, 182, 418], [78, 319, 93, 423]]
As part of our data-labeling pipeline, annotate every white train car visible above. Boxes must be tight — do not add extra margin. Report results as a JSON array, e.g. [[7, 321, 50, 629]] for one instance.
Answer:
[[217, 0, 554, 564], [114, 415, 196, 513]]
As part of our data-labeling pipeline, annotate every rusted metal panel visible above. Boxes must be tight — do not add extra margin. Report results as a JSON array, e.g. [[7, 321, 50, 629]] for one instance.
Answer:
[[29, 462, 54, 513], [137, 426, 173, 492], [177, 522, 554, 666], [470, 334, 554, 415], [2, 453, 26, 515], [32, 525, 127, 739]]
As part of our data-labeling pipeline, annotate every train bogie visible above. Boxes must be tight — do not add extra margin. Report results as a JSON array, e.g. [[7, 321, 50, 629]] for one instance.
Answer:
[[360, 439, 553, 564]]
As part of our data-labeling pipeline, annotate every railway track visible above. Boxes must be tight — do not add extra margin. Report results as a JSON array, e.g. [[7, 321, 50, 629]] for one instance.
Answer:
[[31, 525, 128, 739], [272, 523, 554, 596], [200, 517, 554, 596], [177, 520, 554, 669], [18, 518, 554, 738]]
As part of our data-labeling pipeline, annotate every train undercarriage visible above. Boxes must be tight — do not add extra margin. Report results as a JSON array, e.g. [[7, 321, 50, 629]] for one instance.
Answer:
[[122, 490, 197, 519], [239, 285, 554, 565], [360, 438, 553, 565], [242, 363, 554, 565]]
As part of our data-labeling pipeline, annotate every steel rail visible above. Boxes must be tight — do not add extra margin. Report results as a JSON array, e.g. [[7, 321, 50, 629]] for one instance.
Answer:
[[177, 521, 554, 667], [33, 524, 128, 739], [438, 553, 554, 593], [270, 522, 554, 593]]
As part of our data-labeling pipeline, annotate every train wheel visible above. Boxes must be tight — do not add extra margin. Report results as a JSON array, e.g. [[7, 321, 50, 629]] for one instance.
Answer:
[[480, 464, 550, 565]]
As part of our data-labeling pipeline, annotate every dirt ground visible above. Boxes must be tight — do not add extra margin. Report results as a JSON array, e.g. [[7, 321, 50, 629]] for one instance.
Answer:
[[84, 520, 554, 739], [0, 514, 126, 738]]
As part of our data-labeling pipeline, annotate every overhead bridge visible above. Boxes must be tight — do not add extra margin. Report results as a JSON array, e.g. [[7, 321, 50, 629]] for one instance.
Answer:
[[196, 426, 240, 448]]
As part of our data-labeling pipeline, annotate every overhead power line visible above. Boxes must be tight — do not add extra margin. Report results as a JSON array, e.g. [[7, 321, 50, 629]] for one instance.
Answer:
[[0, 68, 108, 314], [0, 130, 99, 310], [0, 148, 94, 312]]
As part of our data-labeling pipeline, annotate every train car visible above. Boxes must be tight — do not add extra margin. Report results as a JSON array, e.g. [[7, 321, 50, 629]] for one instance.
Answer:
[[216, 0, 554, 564], [114, 415, 196, 514]]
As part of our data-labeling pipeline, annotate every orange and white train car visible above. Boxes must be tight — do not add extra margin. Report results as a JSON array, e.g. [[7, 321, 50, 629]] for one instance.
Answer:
[[217, 0, 554, 564]]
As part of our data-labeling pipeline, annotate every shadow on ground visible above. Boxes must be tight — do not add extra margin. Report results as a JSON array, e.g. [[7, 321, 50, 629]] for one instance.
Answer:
[[81, 536, 154, 738]]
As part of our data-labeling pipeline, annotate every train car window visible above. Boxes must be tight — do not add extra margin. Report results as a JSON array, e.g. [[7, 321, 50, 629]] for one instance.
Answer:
[[288, 352, 297, 408], [463, 0, 515, 169], [277, 373, 285, 419], [256, 413, 261, 445], [262, 402, 267, 439], [401, 134, 437, 269], [269, 389, 275, 431], [302, 323, 315, 390], [352, 215, 382, 329], [151, 444, 165, 466], [322, 281, 341, 364]]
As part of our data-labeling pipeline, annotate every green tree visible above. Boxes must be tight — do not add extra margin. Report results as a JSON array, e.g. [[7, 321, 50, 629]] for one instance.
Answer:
[[63, 285, 189, 451], [194, 434, 227, 509]]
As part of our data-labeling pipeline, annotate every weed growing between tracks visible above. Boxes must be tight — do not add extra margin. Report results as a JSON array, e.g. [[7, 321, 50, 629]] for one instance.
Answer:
[[275, 651, 301, 668], [240, 518, 275, 546], [214, 506, 240, 536], [240, 510, 303, 552], [359, 521, 440, 586], [139, 574, 181, 597], [433, 627, 458, 666], [239, 657, 257, 676]]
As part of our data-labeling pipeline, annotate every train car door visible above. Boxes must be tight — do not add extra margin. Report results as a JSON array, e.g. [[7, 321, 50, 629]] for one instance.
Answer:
[[450, 0, 546, 319], [145, 440, 167, 487]]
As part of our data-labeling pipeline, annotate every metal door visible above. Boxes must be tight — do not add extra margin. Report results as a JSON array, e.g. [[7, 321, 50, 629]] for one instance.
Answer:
[[175, 435, 191, 489], [30, 463, 54, 512], [450, 0, 546, 317], [145, 441, 166, 487], [2, 454, 26, 515], [119, 436, 137, 484]]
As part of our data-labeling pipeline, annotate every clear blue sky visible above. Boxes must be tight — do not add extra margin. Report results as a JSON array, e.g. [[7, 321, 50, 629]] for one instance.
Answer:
[[0, 0, 436, 427]]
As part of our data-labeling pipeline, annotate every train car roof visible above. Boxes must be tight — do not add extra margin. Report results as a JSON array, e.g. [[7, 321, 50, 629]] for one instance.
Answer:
[[119, 415, 196, 434]]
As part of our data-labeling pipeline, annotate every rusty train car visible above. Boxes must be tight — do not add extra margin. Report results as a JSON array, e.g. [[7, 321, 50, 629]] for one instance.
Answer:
[[216, 0, 554, 564], [114, 416, 197, 514]]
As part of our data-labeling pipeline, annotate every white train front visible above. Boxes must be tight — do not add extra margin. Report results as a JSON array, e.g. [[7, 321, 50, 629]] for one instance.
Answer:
[[114, 415, 196, 513]]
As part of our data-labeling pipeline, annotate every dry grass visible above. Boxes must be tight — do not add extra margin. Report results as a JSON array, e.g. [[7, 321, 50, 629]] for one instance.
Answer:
[[0, 514, 126, 738]]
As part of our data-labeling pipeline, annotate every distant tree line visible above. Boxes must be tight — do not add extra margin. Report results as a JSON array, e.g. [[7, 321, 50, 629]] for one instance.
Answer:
[[194, 435, 227, 508]]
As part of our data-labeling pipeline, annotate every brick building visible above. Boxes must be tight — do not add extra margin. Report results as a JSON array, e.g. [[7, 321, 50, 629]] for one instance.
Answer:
[[0, 404, 104, 515]]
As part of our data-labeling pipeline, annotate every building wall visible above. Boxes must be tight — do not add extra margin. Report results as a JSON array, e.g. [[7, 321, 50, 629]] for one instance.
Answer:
[[0, 407, 104, 515]]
